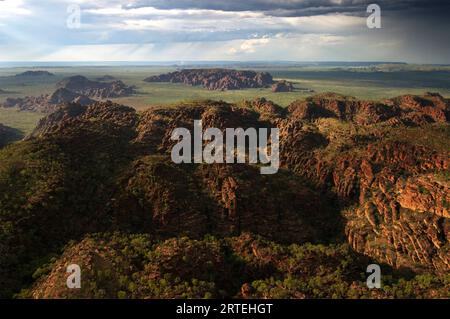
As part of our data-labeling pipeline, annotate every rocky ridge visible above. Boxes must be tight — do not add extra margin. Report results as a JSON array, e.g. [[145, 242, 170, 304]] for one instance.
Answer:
[[288, 92, 450, 125], [144, 68, 275, 90], [1, 88, 95, 112], [56, 75, 134, 99], [0, 92, 449, 298], [272, 80, 294, 92], [1, 75, 134, 112], [15, 70, 55, 77]]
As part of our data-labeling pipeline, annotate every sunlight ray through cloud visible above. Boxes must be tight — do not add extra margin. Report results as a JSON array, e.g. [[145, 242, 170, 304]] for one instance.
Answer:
[[0, 0, 448, 63]]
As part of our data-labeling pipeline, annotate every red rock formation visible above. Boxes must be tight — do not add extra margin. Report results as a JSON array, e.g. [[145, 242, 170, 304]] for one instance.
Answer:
[[57, 75, 134, 98], [144, 69, 274, 90], [21, 93, 450, 274], [15, 70, 54, 77], [288, 92, 450, 126], [1, 88, 94, 112], [271, 80, 294, 92]]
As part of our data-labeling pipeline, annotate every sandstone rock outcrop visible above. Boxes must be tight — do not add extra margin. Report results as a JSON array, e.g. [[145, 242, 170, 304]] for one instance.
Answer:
[[144, 68, 275, 90], [1, 75, 134, 112], [2, 88, 94, 112], [21, 98, 340, 246], [288, 92, 450, 126], [15, 70, 54, 77], [272, 80, 294, 92], [257, 93, 449, 273], [57, 75, 134, 99], [28, 100, 138, 139], [1, 92, 449, 299]]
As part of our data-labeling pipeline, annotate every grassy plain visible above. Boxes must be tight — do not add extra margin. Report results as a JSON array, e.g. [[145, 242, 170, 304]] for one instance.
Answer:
[[1, 64, 450, 135]]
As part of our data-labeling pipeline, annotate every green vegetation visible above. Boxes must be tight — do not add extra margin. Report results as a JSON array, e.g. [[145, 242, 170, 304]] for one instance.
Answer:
[[384, 123, 450, 154], [0, 66, 448, 299], [0, 108, 43, 136], [2, 64, 450, 135], [16, 233, 450, 299], [0, 112, 137, 297]]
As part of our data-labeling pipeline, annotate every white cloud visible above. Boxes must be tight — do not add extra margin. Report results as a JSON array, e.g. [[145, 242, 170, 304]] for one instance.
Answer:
[[0, 0, 447, 63], [37, 43, 156, 61], [0, 0, 32, 19], [27, 33, 359, 62], [228, 38, 271, 54]]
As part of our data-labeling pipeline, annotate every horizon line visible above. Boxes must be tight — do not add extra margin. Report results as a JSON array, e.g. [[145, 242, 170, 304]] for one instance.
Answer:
[[2, 60, 450, 68]]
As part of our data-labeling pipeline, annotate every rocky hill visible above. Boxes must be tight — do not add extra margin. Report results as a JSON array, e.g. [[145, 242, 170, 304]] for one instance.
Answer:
[[57, 75, 134, 98], [272, 80, 294, 92], [1, 75, 134, 112], [0, 93, 449, 299], [1, 88, 94, 112], [15, 70, 55, 77], [288, 92, 450, 125], [144, 68, 275, 90]]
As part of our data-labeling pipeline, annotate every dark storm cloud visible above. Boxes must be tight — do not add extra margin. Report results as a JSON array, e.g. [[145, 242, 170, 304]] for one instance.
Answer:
[[118, 0, 450, 64], [2, 0, 449, 63], [126, 0, 450, 17]]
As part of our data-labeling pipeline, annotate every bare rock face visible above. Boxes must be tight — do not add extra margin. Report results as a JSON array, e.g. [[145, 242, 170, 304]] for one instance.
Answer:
[[57, 75, 134, 99], [144, 68, 274, 91], [340, 143, 449, 273], [396, 175, 449, 218], [271, 80, 294, 92]]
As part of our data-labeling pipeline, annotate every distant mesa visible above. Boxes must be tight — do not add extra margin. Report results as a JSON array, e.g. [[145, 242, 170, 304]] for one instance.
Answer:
[[0, 89, 7, 94], [144, 68, 275, 91], [272, 80, 294, 93], [57, 75, 134, 98], [15, 70, 54, 77]]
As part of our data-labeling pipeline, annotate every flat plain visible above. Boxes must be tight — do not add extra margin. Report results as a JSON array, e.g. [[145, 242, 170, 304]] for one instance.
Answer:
[[1, 63, 450, 135]]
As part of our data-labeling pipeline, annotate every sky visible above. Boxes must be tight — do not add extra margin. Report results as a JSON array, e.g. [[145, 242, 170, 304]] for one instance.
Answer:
[[0, 0, 449, 63]]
